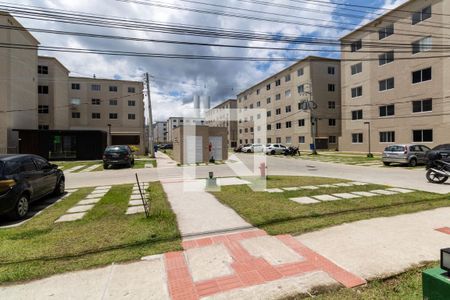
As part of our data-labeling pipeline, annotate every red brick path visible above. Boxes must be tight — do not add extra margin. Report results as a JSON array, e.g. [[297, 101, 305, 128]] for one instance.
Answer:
[[165, 230, 366, 300]]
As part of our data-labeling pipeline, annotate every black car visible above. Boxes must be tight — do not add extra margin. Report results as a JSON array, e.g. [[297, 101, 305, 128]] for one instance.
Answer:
[[103, 145, 135, 169], [0, 154, 65, 220], [427, 144, 450, 165]]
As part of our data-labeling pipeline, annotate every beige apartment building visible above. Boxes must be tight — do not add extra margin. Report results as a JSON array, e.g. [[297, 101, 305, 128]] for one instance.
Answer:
[[167, 116, 205, 142], [153, 121, 167, 144], [0, 12, 39, 153], [205, 99, 238, 148], [340, 0, 450, 153], [237, 56, 341, 151]]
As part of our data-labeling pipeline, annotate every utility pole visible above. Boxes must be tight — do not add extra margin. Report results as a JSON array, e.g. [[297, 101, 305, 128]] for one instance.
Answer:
[[364, 121, 373, 158], [145, 73, 155, 158], [300, 83, 318, 155]]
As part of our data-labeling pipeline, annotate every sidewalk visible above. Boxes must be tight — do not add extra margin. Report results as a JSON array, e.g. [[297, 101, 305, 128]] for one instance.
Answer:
[[156, 151, 178, 168]]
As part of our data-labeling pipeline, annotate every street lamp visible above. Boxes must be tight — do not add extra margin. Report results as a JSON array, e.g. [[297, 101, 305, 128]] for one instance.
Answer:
[[364, 121, 373, 158], [107, 124, 112, 146]]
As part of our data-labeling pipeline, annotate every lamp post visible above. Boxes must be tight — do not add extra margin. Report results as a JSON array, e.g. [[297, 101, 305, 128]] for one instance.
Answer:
[[364, 121, 373, 158], [107, 124, 112, 146]]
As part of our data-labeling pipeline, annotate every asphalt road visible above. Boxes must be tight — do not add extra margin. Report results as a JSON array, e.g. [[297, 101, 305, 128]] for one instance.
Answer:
[[65, 154, 450, 194]]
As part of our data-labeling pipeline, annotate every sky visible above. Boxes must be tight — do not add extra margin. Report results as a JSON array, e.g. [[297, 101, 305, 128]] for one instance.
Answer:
[[6, 0, 406, 122]]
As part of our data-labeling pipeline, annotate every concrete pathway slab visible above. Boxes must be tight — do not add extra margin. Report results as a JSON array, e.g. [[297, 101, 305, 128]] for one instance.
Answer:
[[240, 236, 304, 265], [126, 206, 145, 215], [185, 244, 234, 282], [299, 186, 319, 190], [78, 198, 101, 205], [129, 199, 144, 206], [65, 165, 85, 173], [79, 164, 101, 173], [332, 193, 360, 199], [283, 187, 300, 191], [67, 205, 94, 213], [349, 182, 369, 186], [351, 191, 379, 197], [289, 197, 320, 204], [317, 184, 337, 188], [55, 212, 86, 222], [264, 188, 283, 193], [370, 189, 398, 195], [334, 183, 353, 187], [217, 177, 251, 186], [86, 193, 105, 199], [130, 194, 144, 200], [313, 195, 340, 201], [388, 187, 414, 193]]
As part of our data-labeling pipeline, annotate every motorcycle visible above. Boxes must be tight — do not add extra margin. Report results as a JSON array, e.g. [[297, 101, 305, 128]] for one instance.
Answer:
[[426, 152, 450, 184], [284, 146, 300, 156]]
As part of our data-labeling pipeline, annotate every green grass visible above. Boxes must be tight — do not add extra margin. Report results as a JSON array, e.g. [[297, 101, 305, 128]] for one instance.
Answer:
[[285, 263, 437, 300], [212, 176, 449, 236], [295, 153, 382, 166], [53, 160, 102, 172], [0, 182, 181, 283], [132, 159, 157, 169]]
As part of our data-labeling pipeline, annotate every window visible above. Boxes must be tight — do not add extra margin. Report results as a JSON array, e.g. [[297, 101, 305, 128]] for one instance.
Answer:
[[109, 86, 118, 92], [267, 110, 271, 117], [351, 62, 362, 75], [299, 136, 305, 143], [275, 94, 281, 100], [328, 66, 335, 75], [352, 133, 363, 143], [38, 85, 48, 94], [91, 98, 101, 105], [128, 114, 136, 120], [276, 108, 281, 115], [275, 79, 281, 86], [244, 128, 248, 133], [352, 110, 363, 120], [351, 39, 362, 52], [379, 50, 394, 65], [109, 99, 118, 106], [413, 129, 433, 142], [329, 136, 337, 144], [286, 121, 292, 128], [267, 138, 272, 143], [128, 87, 136, 93], [328, 119, 336, 126], [250, 104, 254, 109], [379, 104, 395, 117], [72, 112, 80, 119], [38, 125, 49, 130], [128, 100, 136, 106], [285, 105, 291, 113], [379, 23, 394, 40], [286, 136, 292, 144], [379, 77, 395, 91], [38, 105, 49, 114], [276, 137, 282, 143], [70, 99, 81, 106], [412, 99, 432, 113], [256, 89, 260, 95], [328, 84, 335, 92], [266, 84, 271, 90], [298, 119, 305, 127], [91, 84, 101, 91], [380, 131, 395, 143], [285, 90, 291, 97], [412, 36, 432, 54], [412, 67, 432, 83], [328, 101, 336, 109], [38, 65, 48, 74], [266, 97, 271, 104], [256, 101, 261, 107], [285, 74, 291, 82], [297, 85, 304, 93], [109, 113, 118, 119], [412, 5, 431, 25], [297, 68, 304, 76], [21, 158, 36, 172], [276, 123, 282, 129], [71, 83, 80, 90], [267, 124, 272, 131], [92, 113, 101, 119], [351, 86, 363, 98]]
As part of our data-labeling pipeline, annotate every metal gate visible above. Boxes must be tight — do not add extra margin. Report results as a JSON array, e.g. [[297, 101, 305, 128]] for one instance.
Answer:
[[185, 136, 203, 164]]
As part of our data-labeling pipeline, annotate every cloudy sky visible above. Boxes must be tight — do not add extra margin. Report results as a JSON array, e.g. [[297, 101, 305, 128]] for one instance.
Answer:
[[7, 0, 405, 122]]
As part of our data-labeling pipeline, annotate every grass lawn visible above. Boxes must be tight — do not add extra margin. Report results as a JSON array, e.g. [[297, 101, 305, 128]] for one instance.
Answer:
[[212, 176, 450, 236], [53, 160, 102, 172], [0, 182, 181, 283], [285, 263, 436, 300], [295, 153, 382, 166], [132, 159, 157, 169]]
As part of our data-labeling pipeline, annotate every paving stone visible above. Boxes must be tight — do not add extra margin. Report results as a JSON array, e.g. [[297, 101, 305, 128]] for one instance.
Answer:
[[387, 188, 414, 193], [144, 164, 154, 168], [334, 183, 353, 187], [67, 205, 94, 213], [217, 177, 251, 186], [95, 186, 112, 190], [65, 189, 78, 193], [86, 193, 105, 199], [313, 195, 341, 201], [65, 165, 85, 173], [299, 186, 319, 190], [283, 187, 300, 191], [332, 193, 360, 199], [129, 199, 144, 206], [317, 184, 337, 188], [370, 189, 398, 195], [130, 194, 145, 200], [79, 164, 101, 173], [78, 198, 101, 205], [185, 244, 234, 282], [289, 197, 320, 204], [126, 206, 145, 215], [350, 182, 369, 186], [55, 212, 86, 222], [351, 191, 379, 197], [264, 188, 284, 193]]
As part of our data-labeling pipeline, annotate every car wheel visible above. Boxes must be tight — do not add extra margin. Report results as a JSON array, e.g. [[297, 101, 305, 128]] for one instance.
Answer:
[[271, 150, 275, 155], [383, 162, 391, 166], [426, 169, 448, 184], [409, 158, 417, 167], [54, 178, 65, 196], [103, 163, 108, 169], [8, 194, 30, 220]]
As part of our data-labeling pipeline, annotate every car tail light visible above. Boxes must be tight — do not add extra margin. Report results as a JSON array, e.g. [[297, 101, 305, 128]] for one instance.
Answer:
[[0, 179, 16, 193], [404, 146, 408, 154]]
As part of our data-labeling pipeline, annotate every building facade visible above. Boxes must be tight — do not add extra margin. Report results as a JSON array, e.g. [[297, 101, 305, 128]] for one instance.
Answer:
[[205, 99, 238, 148], [340, 0, 449, 153], [0, 13, 39, 153], [167, 117, 205, 142], [237, 56, 341, 151], [153, 121, 167, 144]]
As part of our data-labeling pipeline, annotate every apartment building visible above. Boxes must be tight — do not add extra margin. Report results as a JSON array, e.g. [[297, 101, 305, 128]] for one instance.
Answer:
[[0, 12, 39, 153], [340, 0, 450, 152], [205, 99, 238, 148], [237, 56, 341, 150], [166, 116, 205, 142], [153, 121, 168, 144]]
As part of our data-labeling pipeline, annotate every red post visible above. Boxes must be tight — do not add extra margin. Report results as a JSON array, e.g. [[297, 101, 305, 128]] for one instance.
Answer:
[[259, 162, 266, 177]]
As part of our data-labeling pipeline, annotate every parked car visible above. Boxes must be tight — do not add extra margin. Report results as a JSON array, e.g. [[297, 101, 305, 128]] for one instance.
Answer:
[[382, 144, 431, 167], [426, 144, 450, 165], [0, 154, 65, 220], [241, 144, 265, 153], [103, 145, 135, 169], [159, 144, 173, 150], [265, 144, 287, 155]]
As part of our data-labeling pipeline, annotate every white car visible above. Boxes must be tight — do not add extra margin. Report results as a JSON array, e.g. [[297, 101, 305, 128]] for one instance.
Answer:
[[265, 144, 287, 155], [242, 144, 265, 153]]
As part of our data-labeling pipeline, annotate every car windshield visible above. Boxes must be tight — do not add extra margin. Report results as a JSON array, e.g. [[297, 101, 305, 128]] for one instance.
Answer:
[[433, 144, 450, 151], [105, 146, 128, 153], [385, 145, 404, 152]]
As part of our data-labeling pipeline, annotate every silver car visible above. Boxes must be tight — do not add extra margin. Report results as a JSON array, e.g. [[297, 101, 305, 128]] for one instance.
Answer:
[[265, 144, 287, 155], [382, 144, 431, 167]]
